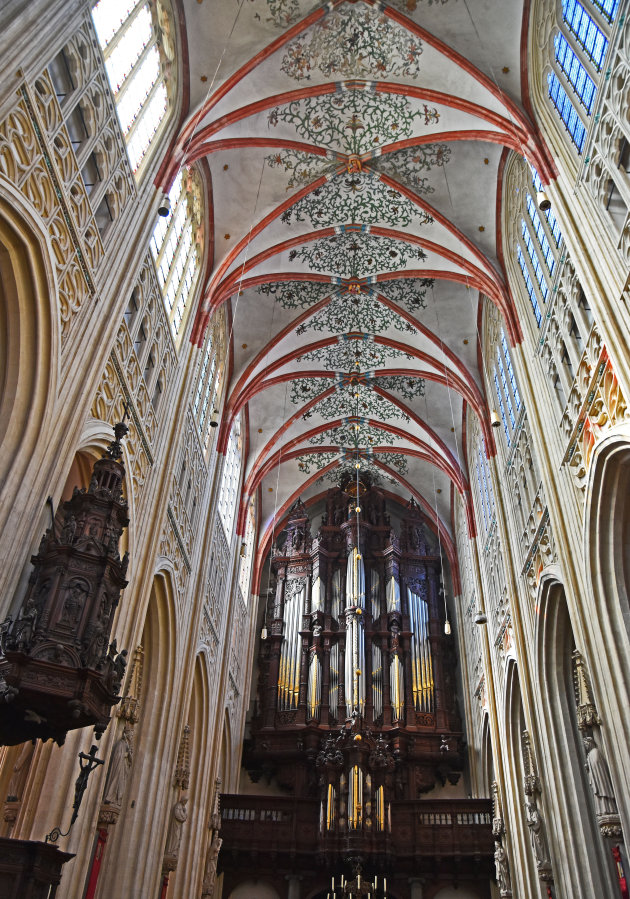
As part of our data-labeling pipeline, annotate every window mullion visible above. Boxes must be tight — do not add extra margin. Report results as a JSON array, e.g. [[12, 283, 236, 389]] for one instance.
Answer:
[[169, 241, 199, 329], [153, 196, 183, 272], [123, 67, 162, 142], [113, 35, 158, 105], [518, 236, 547, 318], [560, 23, 602, 81], [100, 0, 147, 60], [161, 223, 190, 311]]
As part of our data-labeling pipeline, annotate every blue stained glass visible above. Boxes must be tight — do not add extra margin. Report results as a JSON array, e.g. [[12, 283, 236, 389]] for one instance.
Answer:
[[482, 440, 495, 511], [562, 0, 609, 70], [501, 330, 522, 410], [526, 195, 556, 274], [475, 452, 489, 531], [589, 0, 620, 24], [521, 221, 549, 299], [517, 245, 543, 326], [497, 350, 516, 429], [531, 169, 543, 192], [555, 34, 597, 113], [545, 206, 563, 247], [548, 72, 587, 152], [494, 369, 511, 444]]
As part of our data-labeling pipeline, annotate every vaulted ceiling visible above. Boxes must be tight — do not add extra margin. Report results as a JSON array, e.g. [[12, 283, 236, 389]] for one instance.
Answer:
[[169, 0, 553, 556]]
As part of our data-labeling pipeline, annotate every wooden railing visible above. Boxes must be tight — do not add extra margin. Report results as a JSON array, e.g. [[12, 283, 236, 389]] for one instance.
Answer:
[[219, 795, 493, 860]]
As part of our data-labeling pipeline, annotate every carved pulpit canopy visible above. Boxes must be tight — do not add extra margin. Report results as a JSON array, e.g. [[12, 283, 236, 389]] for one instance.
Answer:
[[0, 424, 130, 745]]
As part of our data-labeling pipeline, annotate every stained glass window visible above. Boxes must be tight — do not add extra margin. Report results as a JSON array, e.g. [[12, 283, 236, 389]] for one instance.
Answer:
[[548, 73, 588, 152], [497, 349, 516, 428], [92, 0, 170, 173], [589, 0, 620, 22], [494, 369, 511, 444], [555, 34, 597, 113], [517, 246, 543, 326], [562, 0, 609, 70], [526, 195, 556, 274], [521, 221, 549, 300]]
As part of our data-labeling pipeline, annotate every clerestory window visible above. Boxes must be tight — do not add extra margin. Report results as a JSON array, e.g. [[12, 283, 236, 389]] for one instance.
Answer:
[[92, 0, 173, 174]]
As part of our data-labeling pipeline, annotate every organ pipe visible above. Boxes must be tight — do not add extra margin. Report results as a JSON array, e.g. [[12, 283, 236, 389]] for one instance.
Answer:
[[408, 588, 434, 713]]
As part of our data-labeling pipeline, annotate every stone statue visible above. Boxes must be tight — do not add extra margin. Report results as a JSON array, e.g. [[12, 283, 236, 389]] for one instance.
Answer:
[[525, 801, 550, 869], [165, 796, 188, 857], [583, 735, 618, 816], [494, 840, 512, 895], [202, 832, 222, 897], [103, 726, 133, 807]]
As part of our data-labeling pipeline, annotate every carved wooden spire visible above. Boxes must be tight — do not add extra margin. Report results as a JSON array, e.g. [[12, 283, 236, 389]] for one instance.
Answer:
[[0, 424, 130, 745]]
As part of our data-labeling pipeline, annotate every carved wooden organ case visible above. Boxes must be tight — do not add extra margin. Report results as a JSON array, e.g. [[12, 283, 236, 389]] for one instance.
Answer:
[[248, 481, 464, 855]]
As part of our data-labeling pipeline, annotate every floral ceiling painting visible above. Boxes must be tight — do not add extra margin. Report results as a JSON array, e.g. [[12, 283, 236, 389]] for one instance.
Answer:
[[180, 0, 544, 538]]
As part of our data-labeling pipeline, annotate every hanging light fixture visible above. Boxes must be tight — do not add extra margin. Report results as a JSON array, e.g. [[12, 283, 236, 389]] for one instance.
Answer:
[[536, 189, 551, 211], [209, 408, 219, 428], [490, 409, 501, 428], [474, 610, 488, 625], [157, 193, 171, 217], [329, 861, 386, 898]]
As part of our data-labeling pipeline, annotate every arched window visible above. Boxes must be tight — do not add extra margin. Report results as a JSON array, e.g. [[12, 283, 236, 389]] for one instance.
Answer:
[[546, 0, 619, 154], [218, 415, 243, 539], [92, 0, 175, 174], [469, 409, 495, 536], [150, 168, 204, 339]]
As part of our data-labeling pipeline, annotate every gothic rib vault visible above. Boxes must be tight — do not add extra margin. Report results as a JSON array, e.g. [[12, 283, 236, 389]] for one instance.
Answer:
[[163, 0, 555, 581]]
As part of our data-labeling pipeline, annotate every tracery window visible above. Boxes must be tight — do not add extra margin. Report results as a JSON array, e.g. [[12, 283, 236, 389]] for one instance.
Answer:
[[218, 415, 243, 539], [92, 0, 175, 174], [546, 0, 619, 154], [150, 168, 204, 340]]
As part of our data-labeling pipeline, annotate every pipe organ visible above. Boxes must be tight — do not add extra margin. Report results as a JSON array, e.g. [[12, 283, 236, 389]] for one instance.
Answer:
[[249, 478, 466, 855]]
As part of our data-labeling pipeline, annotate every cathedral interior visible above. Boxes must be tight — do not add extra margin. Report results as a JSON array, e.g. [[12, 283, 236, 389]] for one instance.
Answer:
[[0, 0, 629, 897]]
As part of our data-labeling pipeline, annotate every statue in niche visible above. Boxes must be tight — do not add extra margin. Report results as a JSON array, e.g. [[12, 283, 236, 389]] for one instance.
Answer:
[[102, 725, 133, 807], [583, 735, 618, 816], [61, 580, 88, 625], [202, 832, 223, 897], [61, 514, 77, 544], [12, 596, 39, 650], [494, 840, 512, 895], [165, 796, 188, 857], [525, 801, 550, 869]]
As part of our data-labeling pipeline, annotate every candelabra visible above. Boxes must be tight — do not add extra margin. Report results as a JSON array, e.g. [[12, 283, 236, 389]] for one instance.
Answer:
[[329, 859, 387, 898]]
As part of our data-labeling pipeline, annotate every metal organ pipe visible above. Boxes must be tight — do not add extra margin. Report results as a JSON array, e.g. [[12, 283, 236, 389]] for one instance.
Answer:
[[308, 652, 321, 720], [345, 547, 366, 717], [372, 642, 383, 720], [278, 582, 304, 710], [329, 642, 340, 721], [408, 587, 434, 713]]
